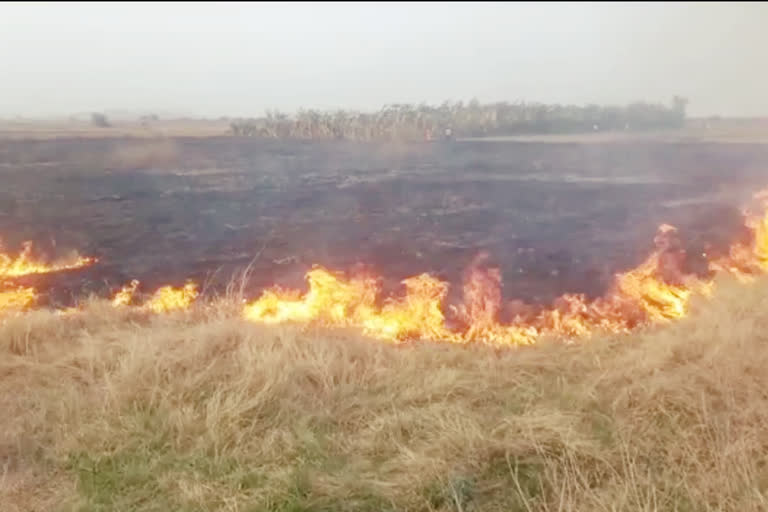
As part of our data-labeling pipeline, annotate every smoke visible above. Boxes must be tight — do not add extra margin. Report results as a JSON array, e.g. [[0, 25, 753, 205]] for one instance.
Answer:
[[1, 3, 767, 117]]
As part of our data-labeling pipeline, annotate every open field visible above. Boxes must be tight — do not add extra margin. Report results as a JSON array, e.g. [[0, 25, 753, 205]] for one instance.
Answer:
[[3, 277, 768, 511], [2, 135, 768, 309], [3, 129, 768, 509]]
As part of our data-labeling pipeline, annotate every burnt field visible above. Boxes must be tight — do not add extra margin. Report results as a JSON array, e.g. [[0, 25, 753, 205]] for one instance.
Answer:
[[2, 136, 768, 308]]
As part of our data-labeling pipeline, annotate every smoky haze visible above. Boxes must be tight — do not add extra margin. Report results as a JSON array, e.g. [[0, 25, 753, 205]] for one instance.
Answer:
[[1, 2, 767, 119]]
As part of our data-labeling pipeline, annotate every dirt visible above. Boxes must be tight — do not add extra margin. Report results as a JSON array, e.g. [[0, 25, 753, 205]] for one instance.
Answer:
[[1, 136, 768, 308]]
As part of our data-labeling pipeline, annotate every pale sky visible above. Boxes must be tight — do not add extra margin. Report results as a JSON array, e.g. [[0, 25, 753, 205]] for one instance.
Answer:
[[1, 2, 767, 118]]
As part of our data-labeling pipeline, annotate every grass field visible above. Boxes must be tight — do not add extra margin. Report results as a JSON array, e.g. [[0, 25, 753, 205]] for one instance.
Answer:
[[2, 274, 768, 512]]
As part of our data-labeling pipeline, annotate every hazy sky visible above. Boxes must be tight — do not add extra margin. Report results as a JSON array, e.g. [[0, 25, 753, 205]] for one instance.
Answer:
[[2, 2, 767, 118]]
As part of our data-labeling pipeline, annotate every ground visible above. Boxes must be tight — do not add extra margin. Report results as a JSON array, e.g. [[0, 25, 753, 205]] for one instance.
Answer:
[[2, 135, 768, 311], [3, 126, 768, 510]]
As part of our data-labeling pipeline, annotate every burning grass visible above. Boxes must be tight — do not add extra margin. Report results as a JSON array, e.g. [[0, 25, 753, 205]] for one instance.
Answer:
[[0, 241, 96, 316], [2, 276, 768, 511], [3, 179, 768, 509], [239, 203, 768, 346], [0, 241, 96, 279], [3, 196, 768, 510]]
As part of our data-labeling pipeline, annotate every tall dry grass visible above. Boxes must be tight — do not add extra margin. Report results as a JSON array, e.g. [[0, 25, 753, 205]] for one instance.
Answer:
[[229, 98, 687, 141], [1, 276, 768, 511]]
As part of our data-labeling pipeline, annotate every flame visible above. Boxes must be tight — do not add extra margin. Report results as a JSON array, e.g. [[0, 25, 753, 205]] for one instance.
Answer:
[[243, 268, 459, 342], [244, 268, 377, 325], [241, 200, 768, 346], [5, 189, 768, 347], [0, 241, 96, 317], [112, 280, 199, 313], [0, 241, 96, 278], [112, 280, 140, 307], [145, 282, 200, 313], [0, 286, 37, 314], [361, 273, 459, 342], [709, 195, 768, 280], [614, 224, 713, 322]]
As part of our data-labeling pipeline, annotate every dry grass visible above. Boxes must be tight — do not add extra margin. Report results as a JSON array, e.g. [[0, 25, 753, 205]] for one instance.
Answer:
[[2, 276, 768, 511]]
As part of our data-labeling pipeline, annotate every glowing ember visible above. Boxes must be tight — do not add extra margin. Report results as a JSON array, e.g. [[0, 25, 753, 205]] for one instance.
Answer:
[[0, 241, 96, 278]]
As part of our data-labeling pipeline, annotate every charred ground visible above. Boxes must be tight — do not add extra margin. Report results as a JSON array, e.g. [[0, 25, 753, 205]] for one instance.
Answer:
[[1, 136, 767, 309]]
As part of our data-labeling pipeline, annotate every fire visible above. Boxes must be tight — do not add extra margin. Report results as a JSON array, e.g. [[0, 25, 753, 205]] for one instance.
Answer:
[[0, 241, 96, 278], [145, 282, 199, 313], [112, 280, 139, 307], [0, 286, 37, 314], [241, 193, 768, 346], [5, 189, 768, 347], [0, 241, 96, 317], [361, 273, 459, 342], [709, 195, 768, 280], [244, 268, 377, 325], [243, 268, 460, 342], [614, 224, 714, 322], [112, 280, 199, 313]]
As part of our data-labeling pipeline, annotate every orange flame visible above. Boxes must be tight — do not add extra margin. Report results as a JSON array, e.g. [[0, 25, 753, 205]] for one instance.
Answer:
[[614, 224, 714, 322], [0, 241, 96, 278], [111, 280, 140, 307], [241, 191, 768, 346], [709, 193, 768, 280], [244, 268, 457, 342], [362, 273, 459, 342], [6, 190, 768, 346], [0, 241, 96, 316], [111, 280, 199, 313], [0, 286, 37, 314], [145, 282, 199, 313]]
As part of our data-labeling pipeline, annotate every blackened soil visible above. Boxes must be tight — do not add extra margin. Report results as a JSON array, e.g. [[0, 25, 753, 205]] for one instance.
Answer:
[[1, 137, 766, 308]]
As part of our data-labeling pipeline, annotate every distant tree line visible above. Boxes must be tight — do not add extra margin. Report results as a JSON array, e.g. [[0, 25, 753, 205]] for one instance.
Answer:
[[229, 96, 688, 140]]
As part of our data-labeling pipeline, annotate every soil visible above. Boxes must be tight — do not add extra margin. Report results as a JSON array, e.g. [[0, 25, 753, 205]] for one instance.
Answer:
[[1, 136, 767, 308]]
